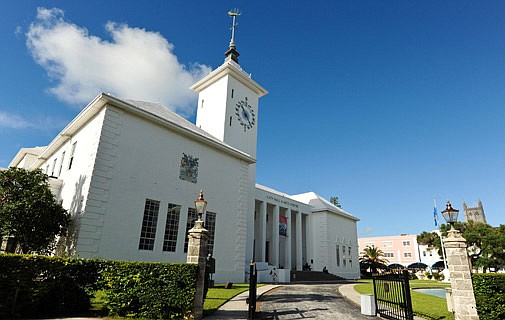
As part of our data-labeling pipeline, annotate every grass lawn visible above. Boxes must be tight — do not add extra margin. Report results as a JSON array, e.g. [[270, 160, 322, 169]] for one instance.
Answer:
[[354, 280, 454, 320], [203, 283, 253, 315], [91, 284, 255, 317]]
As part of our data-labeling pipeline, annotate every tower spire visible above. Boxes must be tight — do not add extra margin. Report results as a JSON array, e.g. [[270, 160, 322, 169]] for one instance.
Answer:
[[225, 9, 240, 63]]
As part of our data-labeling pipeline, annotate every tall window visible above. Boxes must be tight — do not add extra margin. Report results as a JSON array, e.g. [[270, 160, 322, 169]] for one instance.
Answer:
[[336, 245, 340, 267], [51, 158, 57, 176], [138, 199, 160, 250], [68, 142, 77, 169], [162, 203, 181, 252], [184, 208, 199, 253], [348, 246, 352, 268], [205, 212, 217, 255], [58, 151, 66, 176], [342, 245, 347, 267]]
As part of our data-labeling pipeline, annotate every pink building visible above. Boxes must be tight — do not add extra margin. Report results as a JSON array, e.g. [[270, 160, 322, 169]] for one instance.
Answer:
[[358, 234, 420, 267]]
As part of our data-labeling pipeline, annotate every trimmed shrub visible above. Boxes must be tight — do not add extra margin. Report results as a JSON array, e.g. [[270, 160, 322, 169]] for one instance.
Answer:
[[99, 260, 198, 319], [473, 273, 505, 320], [0, 254, 102, 318], [0, 254, 198, 319]]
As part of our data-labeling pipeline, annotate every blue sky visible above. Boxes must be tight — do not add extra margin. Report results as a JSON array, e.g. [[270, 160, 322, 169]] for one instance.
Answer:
[[1, 1, 504, 237]]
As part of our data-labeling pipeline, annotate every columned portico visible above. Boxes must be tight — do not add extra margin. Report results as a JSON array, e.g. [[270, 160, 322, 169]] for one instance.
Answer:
[[255, 185, 313, 279]]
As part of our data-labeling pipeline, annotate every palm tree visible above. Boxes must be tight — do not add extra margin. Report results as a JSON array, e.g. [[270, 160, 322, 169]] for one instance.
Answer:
[[359, 245, 389, 274]]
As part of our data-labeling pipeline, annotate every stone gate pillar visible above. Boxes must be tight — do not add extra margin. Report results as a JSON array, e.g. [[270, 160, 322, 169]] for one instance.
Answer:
[[443, 228, 479, 320], [187, 219, 209, 320]]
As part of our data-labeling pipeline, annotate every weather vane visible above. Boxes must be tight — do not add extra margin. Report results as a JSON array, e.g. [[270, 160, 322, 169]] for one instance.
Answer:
[[228, 8, 240, 50]]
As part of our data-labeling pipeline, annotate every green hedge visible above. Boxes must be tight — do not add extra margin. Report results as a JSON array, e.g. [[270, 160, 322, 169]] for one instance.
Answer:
[[100, 260, 198, 319], [0, 254, 198, 319], [473, 273, 505, 320]]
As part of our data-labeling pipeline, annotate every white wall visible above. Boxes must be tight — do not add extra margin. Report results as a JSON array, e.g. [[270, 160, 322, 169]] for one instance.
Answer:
[[83, 105, 250, 283], [312, 211, 360, 279]]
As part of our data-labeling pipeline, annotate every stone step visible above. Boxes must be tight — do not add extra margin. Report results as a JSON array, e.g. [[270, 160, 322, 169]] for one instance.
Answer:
[[291, 271, 344, 282]]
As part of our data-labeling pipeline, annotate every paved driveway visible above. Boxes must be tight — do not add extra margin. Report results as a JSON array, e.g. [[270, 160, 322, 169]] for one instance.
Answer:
[[256, 283, 371, 319]]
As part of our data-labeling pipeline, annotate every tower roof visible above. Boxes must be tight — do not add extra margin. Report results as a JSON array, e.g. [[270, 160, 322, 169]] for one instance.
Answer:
[[225, 9, 240, 63]]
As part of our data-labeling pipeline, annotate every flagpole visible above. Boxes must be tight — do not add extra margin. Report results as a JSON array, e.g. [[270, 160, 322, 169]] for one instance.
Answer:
[[434, 197, 448, 270]]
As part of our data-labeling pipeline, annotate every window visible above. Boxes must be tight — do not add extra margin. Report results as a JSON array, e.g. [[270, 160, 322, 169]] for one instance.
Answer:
[[384, 252, 394, 258], [231, 89, 234, 98], [365, 242, 374, 247], [383, 241, 393, 248], [138, 199, 160, 250], [423, 251, 426, 257], [68, 142, 77, 169], [336, 245, 340, 267], [404, 252, 412, 258], [51, 158, 57, 176], [342, 245, 346, 267], [348, 246, 352, 268], [58, 151, 66, 176], [162, 203, 181, 252], [402, 240, 411, 246], [184, 208, 199, 253], [205, 211, 217, 255]]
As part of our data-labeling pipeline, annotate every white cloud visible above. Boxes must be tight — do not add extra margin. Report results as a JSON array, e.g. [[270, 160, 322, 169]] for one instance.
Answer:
[[26, 7, 211, 116], [360, 227, 375, 236], [0, 111, 31, 129], [0, 110, 67, 130]]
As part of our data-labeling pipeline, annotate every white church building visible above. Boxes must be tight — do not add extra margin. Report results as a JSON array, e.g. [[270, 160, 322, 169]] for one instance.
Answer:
[[8, 17, 360, 283]]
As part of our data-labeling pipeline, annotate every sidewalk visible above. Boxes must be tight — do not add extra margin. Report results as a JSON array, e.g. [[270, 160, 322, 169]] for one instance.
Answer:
[[338, 283, 362, 306], [204, 284, 280, 319]]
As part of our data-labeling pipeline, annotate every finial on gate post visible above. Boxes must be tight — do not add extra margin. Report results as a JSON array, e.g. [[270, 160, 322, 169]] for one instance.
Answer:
[[225, 9, 241, 63]]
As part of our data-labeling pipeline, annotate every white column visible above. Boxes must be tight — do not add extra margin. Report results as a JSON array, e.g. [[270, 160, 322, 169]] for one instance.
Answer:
[[285, 208, 292, 270], [259, 201, 267, 262], [296, 211, 303, 271], [273, 204, 280, 268]]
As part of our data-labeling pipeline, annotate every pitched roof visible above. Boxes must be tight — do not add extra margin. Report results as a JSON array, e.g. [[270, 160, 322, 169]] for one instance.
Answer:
[[29, 93, 255, 169], [290, 192, 360, 221]]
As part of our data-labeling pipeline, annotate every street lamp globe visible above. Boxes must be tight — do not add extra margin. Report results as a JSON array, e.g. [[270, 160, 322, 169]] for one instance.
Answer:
[[441, 200, 459, 230], [194, 189, 207, 221]]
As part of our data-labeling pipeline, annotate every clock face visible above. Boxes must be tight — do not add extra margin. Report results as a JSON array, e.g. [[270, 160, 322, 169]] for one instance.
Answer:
[[235, 98, 255, 131]]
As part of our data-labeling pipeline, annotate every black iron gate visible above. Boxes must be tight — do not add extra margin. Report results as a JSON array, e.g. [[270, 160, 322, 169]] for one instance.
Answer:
[[372, 269, 413, 320], [247, 262, 257, 320]]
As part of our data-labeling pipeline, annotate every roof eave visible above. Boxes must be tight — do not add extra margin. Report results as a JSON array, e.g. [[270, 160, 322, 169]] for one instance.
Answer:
[[32, 93, 255, 169], [191, 60, 268, 97]]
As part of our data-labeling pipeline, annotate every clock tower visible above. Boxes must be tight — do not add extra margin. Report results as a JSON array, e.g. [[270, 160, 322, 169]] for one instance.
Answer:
[[191, 11, 268, 158]]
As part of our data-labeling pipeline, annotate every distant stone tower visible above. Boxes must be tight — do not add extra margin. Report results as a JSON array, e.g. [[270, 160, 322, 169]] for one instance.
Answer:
[[462, 199, 487, 224]]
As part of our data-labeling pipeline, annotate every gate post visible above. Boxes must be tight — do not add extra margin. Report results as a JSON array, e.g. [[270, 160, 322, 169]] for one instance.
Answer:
[[248, 262, 257, 319], [187, 218, 209, 320], [444, 228, 479, 319]]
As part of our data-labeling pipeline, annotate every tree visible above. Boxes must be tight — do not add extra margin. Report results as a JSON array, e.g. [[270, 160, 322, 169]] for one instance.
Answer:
[[0, 167, 69, 254], [418, 221, 505, 272], [417, 231, 443, 257], [359, 245, 389, 273], [329, 196, 342, 208]]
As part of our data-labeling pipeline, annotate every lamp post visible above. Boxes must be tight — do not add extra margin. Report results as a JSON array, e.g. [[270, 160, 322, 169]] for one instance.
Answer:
[[194, 189, 207, 222], [441, 201, 459, 232]]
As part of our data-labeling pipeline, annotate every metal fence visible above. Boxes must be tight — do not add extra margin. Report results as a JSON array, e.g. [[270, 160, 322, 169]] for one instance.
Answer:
[[372, 269, 413, 320]]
